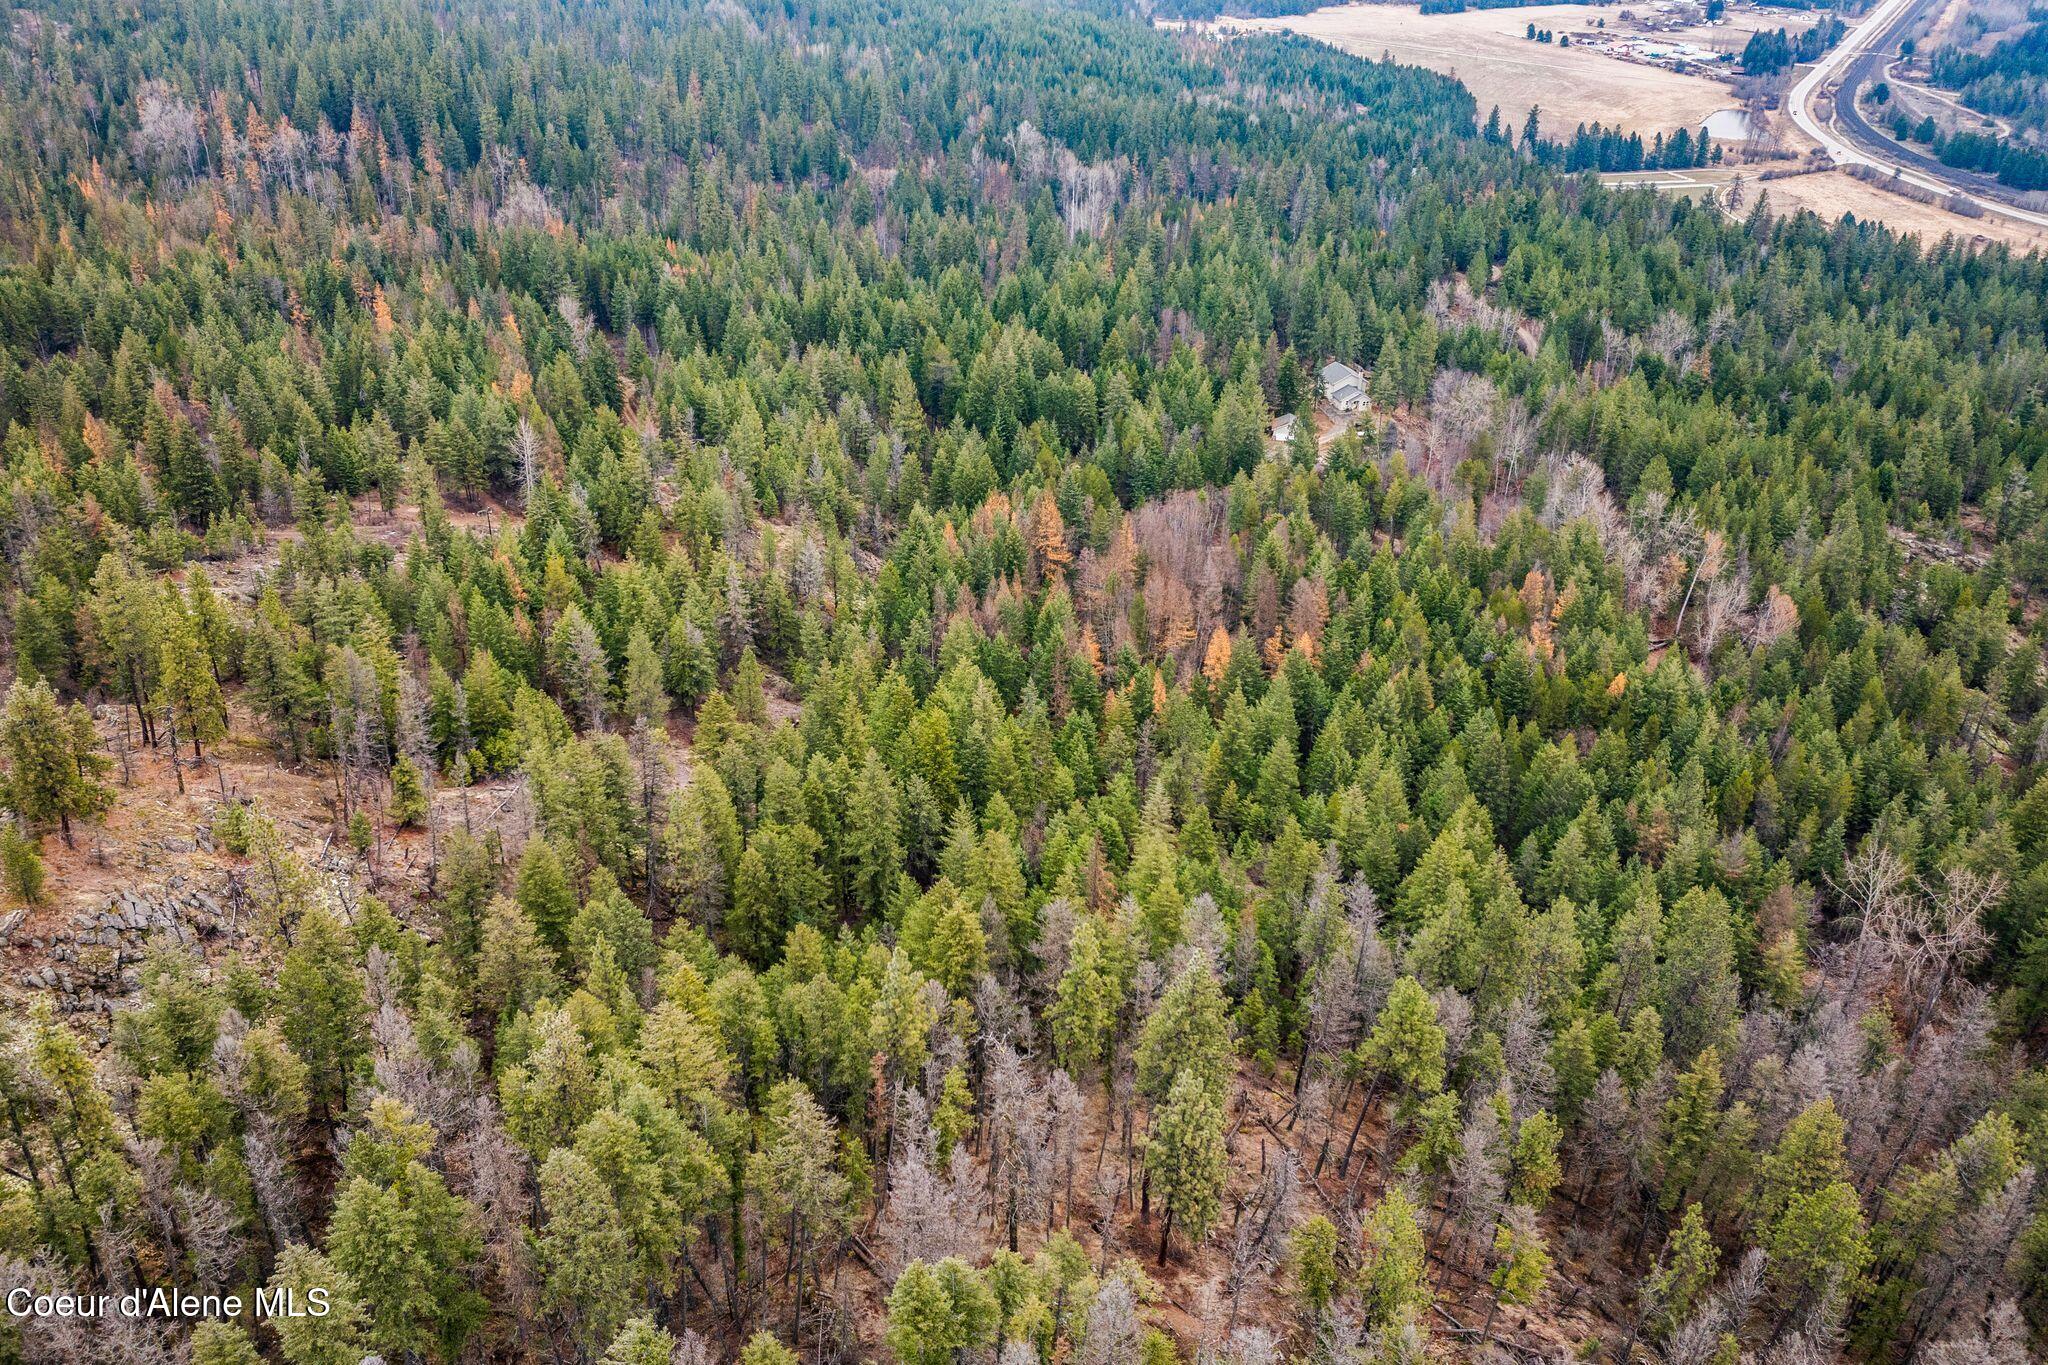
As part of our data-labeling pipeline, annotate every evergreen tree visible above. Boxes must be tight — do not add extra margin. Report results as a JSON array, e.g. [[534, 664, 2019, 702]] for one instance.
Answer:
[[537, 1147, 640, 1355], [1339, 975, 1446, 1176], [1134, 959, 1234, 1107], [276, 907, 369, 1117], [0, 677, 114, 847], [325, 1100, 486, 1361], [601, 1318, 679, 1365], [885, 1257, 1000, 1365], [1290, 1214, 1340, 1321], [1361, 1186, 1432, 1331], [1641, 1201, 1718, 1340], [1145, 1069, 1228, 1265], [156, 591, 227, 759], [1, 821, 46, 904], [267, 1247, 369, 1365]]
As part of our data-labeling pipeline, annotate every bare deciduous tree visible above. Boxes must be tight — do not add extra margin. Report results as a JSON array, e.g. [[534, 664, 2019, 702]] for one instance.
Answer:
[[876, 1097, 983, 1273], [1079, 1277, 1143, 1365], [1221, 1153, 1299, 1332], [1665, 1248, 1766, 1365]]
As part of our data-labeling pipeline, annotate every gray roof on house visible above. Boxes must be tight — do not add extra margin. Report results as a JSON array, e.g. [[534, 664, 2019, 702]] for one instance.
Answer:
[[1320, 361, 1364, 389]]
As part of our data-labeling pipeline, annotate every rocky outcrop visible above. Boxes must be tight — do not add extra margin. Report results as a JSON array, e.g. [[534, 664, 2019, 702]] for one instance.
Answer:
[[11, 877, 237, 1021]]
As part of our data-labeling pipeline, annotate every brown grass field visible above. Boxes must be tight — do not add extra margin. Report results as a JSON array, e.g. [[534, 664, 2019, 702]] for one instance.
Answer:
[[1242, 2, 2047, 254], [1238, 2, 1757, 139], [1761, 170, 2048, 253]]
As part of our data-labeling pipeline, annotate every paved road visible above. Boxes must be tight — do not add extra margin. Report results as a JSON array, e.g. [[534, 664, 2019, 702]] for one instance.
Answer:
[[1786, 0, 2048, 230], [1829, 0, 2007, 195]]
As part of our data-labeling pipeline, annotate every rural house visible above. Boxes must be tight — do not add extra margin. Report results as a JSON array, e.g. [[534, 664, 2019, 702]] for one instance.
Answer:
[[1320, 360, 1367, 413]]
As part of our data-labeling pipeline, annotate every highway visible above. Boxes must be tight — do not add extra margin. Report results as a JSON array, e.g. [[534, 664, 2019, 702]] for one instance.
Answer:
[[1785, 0, 2048, 231]]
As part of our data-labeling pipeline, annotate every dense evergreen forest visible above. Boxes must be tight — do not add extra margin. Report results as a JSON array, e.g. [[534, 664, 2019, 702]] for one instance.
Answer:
[[2, 0, 2048, 1363], [1925, 16, 2048, 190], [1739, 19, 1846, 77], [1930, 14, 2048, 136]]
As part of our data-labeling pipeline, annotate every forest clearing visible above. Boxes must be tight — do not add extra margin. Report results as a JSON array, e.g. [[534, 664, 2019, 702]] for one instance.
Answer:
[[1235, 2, 1805, 139]]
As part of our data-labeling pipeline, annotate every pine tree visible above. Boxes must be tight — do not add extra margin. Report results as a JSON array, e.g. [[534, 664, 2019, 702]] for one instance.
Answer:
[[1641, 1201, 1718, 1340], [389, 754, 429, 827], [1146, 1069, 1228, 1265], [751, 1080, 851, 1349], [548, 603, 609, 731], [1339, 975, 1446, 1176], [622, 626, 669, 727], [659, 776, 734, 926], [1360, 1186, 1432, 1331], [1290, 1215, 1340, 1320], [845, 749, 903, 916], [1485, 1208, 1551, 1337], [573, 1094, 725, 1300], [85, 552, 162, 746], [1134, 960, 1234, 1107], [1658, 1046, 1727, 1212], [276, 907, 369, 1117], [1050, 914, 1126, 1083], [916, 886, 988, 999], [243, 591, 317, 762], [516, 837, 578, 954], [1509, 1110, 1563, 1208], [1763, 1181, 1869, 1318], [476, 895, 558, 1017], [2, 821, 46, 904], [885, 1257, 1000, 1365], [601, 1318, 679, 1365], [326, 1100, 485, 1361], [932, 1065, 974, 1163], [738, 1333, 800, 1365], [156, 589, 227, 759], [537, 1147, 640, 1354], [0, 676, 114, 847], [267, 1246, 368, 1365], [1753, 1098, 1850, 1232], [188, 1321, 263, 1365], [638, 998, 730, 1112], [184, 568, 237, 684]]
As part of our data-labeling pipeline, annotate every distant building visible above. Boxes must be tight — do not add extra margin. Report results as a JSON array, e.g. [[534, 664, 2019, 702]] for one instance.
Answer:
[[1320, 361, 1367, 413], [1271, 413, 1298, 443]]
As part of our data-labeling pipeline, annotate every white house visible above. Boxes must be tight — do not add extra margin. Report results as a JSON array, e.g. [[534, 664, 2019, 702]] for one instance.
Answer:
[[1320, 360, 1367, 413], [1270, 413, 1298, 444]]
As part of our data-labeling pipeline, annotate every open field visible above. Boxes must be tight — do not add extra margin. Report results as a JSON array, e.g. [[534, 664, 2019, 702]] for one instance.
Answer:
[[1237, 2, 1762, 137], [1762, 167, 2048, 251], [1248, 2, 2048, 253], [1641, 9, 1822, 53], [1605, 163, 2048, 252]]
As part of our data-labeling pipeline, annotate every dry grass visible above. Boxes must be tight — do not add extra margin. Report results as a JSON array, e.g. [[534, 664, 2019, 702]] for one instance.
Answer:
[[1605, 160, 2048, 255], [1240, 2, 1749, 138], [1759, 169, 2048, 253]]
